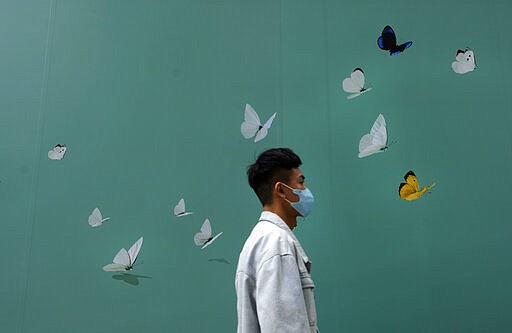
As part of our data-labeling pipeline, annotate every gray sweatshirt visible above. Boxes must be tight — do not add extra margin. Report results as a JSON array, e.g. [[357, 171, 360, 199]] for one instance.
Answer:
[[235, 211, 319, 333]]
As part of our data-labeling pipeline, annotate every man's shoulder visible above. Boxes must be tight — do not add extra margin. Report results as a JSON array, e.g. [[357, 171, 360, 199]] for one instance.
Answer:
[[248, 220, 292, 245], [237, 221, 295, 271]]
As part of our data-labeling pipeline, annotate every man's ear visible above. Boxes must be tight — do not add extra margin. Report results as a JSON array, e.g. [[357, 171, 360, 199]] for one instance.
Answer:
[[274, 182, 286, 199]]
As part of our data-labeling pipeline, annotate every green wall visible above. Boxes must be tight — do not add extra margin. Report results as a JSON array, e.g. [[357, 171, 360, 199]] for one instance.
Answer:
[[1, 0, 511, 332]]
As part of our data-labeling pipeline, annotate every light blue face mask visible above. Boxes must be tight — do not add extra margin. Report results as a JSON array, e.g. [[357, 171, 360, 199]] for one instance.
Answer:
[[281, 183, 315, 217]]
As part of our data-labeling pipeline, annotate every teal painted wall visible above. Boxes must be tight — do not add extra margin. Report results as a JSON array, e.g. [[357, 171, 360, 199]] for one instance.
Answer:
[[1, 1, 511, 332]]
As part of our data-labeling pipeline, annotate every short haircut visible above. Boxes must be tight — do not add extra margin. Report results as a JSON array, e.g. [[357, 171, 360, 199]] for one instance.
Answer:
[[247, 148, 302, 206]]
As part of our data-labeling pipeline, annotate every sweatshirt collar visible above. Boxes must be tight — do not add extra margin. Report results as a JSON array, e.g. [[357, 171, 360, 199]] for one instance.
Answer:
[[258, 211, 310, 263]]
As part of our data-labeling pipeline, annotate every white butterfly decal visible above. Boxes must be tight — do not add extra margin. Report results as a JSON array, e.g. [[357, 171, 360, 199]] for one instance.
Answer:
[[88, 207, 110, 227], [103, 237, 143, 272], [48, 144, 67, 160], [358, 114, 388, 158], [241, 104, 277, 142], [174, 198, 193, 217], [342, 68, 372, 99], [451, 48, 476, 74], [194, 219, 223, 249]]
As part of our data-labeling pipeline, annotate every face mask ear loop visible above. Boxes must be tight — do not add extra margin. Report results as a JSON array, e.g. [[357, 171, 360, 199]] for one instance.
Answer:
[[283, 197, 293, 205], [278, 182, 296, 204]]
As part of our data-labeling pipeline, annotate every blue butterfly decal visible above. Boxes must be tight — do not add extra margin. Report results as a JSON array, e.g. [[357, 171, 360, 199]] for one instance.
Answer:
[[377, 25, 412, 55]]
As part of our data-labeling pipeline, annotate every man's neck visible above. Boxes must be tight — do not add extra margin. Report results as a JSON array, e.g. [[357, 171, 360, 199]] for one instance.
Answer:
[[262, 205, 297, 230]]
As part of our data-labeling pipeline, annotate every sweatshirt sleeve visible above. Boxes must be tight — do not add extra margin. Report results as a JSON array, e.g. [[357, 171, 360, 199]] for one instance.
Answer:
[[236, 271, 259, 333], [255, 253, 310, 333]]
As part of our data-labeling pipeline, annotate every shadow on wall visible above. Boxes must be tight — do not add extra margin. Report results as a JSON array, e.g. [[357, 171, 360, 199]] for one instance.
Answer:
[[208, 258, 231, 265], [112, 273, 153, 286]]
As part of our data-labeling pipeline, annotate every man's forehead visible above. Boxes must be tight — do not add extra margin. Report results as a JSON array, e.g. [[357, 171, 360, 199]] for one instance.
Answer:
[[291, 168, 305, 179]]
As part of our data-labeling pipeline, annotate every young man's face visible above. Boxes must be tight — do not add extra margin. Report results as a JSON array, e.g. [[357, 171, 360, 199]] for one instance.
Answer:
[[281, 167, 306, 203], [290, 168, 306, 189]]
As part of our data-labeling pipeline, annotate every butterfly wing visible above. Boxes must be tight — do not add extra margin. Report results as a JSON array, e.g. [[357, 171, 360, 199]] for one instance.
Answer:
[[400, 182, 436, 200], [47, 149, 57, 160], [455, 49, 468, 62], [342, 77, 360, 94], [452, 61, 470, 74], [400, 170, 436, 201], [174, 198, 185, 216], [254, 112, 276, 142], [350, 68, 365, 89], [377, 36, 385, 50], [358, 134, 377, 158], [174, 198, 193, 217], [102, 263, 128, 272], [383, 25, 396, 40], [194, 233, 208, 246], [127, 237, 143, 266], [391, 41, 413, 55], [378, 25, 412, 55], [112, 248, 130, 266], [201, 232, 223, 249], [370, 114, 387, 147], [378, 25, 397, 50], [342, 68, 365, 94], [399, 182, 417, 200], [103, 248, 130, 271], [88, 208, 102, 227], [178, 212, 193, 217], [404, 170, 420, 192], [48, 145, 67, 160], [262, 112, 277, 130], [194, 219, 212, 246], [452, 49, 476, 74], [347, 92, 363, 100], [241, 104, 261, 139], [464, 49, 476, 67], [358, 115, 387, 158], [201, 218, 212, 235]]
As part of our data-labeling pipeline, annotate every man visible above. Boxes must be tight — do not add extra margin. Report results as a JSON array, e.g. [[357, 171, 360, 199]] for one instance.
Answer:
[[235, 148, 319, 333]]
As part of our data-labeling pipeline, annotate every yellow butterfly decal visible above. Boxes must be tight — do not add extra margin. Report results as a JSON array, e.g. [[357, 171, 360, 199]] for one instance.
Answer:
[[399, 170, 436, 201]]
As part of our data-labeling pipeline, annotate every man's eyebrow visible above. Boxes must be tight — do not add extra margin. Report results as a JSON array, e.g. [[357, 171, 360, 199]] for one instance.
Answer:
[[298, 175, 305, 181]]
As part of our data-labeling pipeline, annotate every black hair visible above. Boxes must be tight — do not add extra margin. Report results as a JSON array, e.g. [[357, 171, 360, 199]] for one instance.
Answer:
[[247, 148, 302, 206]]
